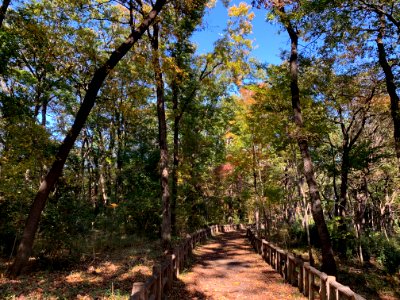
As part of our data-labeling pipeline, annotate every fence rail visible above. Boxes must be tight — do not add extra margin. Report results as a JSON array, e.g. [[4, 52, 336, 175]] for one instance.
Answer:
[[130, 224, 244, 300], [246, 228, 365, 300]]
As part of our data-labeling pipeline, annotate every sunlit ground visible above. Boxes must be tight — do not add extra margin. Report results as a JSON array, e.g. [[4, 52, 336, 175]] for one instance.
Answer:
[[0, 239, 161, 299]]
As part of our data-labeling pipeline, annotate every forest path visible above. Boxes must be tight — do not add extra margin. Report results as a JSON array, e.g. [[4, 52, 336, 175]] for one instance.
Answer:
[[167, 230, 306, 300]]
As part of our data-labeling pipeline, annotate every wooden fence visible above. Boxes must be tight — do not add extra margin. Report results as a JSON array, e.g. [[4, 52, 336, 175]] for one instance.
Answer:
[[130, 224, 243, 300], [246, 228, 365, 300]]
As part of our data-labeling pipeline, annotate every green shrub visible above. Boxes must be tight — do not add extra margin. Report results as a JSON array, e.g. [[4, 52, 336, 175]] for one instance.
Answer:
[[326, 216, 357, 258], [360, 235, 372, 262], [378, 240, 400, 274], [288, 221, 308, 246]]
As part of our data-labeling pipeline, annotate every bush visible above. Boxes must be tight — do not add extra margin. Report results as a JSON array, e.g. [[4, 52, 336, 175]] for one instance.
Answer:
[[38, 186, 94, 256], [379, 240, 400, 274], [288, 221, 307, 246], [326, 217, 357, 258], [287, 221, 321, 248], [360, 235, 372, 262]]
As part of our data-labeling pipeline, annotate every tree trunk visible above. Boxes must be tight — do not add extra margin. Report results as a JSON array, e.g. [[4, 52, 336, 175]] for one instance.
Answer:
[[283, 11, 337, 276], [376, 12, 400, 171], [251, 140, 260, 233], [354, 178, 368, 264], [99, 164, 109, 206], [7, 1, 166, 277], [169, 48, 219, 234], [93, 150, 101, 214], [338, 146, 349, 217], [299, 177, 314, 266], [0, 0, 10, 28], [150, 23, 171, 250], [97, 129, 109, 205], [336, 144, 350, 256], [171, 81, 179, 235], [41, 99, 48, 127], [115, 106, 124, 202], [337, 140, 352, 256]]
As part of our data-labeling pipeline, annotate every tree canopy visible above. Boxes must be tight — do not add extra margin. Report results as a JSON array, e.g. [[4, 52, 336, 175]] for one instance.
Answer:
[[1, 0, 399, 297]]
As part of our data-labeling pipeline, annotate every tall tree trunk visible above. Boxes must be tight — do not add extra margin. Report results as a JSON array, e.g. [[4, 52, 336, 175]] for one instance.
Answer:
[[80, 130, 89, 202], [337, 144, 350, 256], [115, 106, 124, 202], [303, 189, 314, 266], [99, 164, 109, 206], [251, 140, 263, 236], [283, 11, 337, 276], [97, 130, 110, 205], [41, 99, 48, 127], [338, 146, 349, 218], [251, 142, 259, 230], [355, 176, 368, 264], [294, 145, 313, 264], [7, 1, 166, 277], [0, 0, 10, 28], [150, 23, 171, 250], [169, 43, 220, 234], [376, 12, 400, 171], [171, 81, 179, 235]]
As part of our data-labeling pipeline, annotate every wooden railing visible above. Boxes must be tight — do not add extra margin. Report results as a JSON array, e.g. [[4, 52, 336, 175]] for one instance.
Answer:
[[246, 228, 366, 300], [130, 224, 244, 300]]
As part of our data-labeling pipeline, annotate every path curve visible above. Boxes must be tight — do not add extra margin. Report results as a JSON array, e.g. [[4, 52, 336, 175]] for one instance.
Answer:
[[168, 230, 305, 300]]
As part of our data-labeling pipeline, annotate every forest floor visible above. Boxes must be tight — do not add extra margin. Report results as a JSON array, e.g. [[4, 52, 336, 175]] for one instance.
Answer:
[[0, 235, 162, 299], [336, 258, 400, 300], [167, 230, 305, 300], [1, 231, 398, 299]]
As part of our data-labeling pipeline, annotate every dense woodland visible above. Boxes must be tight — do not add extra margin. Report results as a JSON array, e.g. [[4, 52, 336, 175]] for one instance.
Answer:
[[0, 0, 400, 298]]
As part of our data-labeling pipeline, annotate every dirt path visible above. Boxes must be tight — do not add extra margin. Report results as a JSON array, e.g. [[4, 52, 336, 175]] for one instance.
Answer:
[[168, 230, 305, 300]]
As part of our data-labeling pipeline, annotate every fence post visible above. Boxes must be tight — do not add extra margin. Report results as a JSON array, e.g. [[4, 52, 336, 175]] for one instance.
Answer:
[[328, 276, 337, 300], [153, 265, 162, 300], [297, 256, 304, 293], [189, 235, 194, 252], [319, 272, 328, 300], [268, 245, 272, 265], [167, 255, 173, 291], [304, 262, 310, 297], [277, 251, 281, 273], [262, 240, 267, 259], [290, 254, 297, 287], [172, 252, 178, 279], [283, 254, 288, 281], [131, 282, 145, 300], [309, 269, 314, 300]]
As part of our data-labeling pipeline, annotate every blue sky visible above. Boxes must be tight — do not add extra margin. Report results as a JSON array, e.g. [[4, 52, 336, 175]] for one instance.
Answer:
[[191, 0, 290, 65]]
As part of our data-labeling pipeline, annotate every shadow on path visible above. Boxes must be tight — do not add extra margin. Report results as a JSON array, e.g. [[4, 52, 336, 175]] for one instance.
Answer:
[[167, 230, 305, 300]]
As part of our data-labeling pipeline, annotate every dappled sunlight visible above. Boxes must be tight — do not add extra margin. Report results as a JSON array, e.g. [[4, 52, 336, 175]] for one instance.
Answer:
[[0, 242, 157, 299], [168, 231, 305, 299], [66, 272, 86, 284], [117, 266, 151, 281], [92, 261, 121, 277]]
